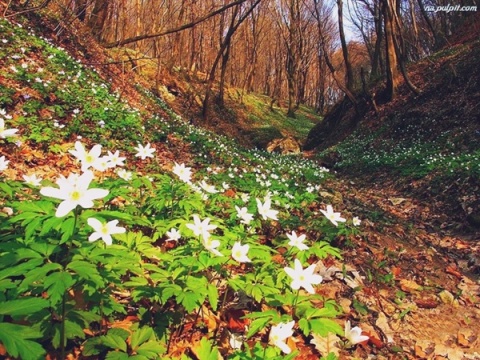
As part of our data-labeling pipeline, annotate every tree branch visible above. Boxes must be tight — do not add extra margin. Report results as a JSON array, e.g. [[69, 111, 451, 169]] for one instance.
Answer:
[[103, 0, 250, 48]]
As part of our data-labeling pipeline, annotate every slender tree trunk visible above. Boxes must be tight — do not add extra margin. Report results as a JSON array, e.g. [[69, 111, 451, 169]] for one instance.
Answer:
[[382, 0, 400, 101], [337, 0, 355, 93]]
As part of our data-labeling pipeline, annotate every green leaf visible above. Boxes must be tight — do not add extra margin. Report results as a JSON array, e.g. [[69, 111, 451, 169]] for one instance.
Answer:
[[20, 262, 63, 292], [310, 318, 343, 337], [206, 283, 219, 311], [102, 334, 128, 352], [44, 271, 74, 305], [0, 259, 44, 281], [64, 319, 86, 340], [130, 326, 154, 350], [105, 351, 130, 360], [196, 337, 219, 360], [245, 317, 272, 339], [0, 323, 45, 360], [0, 182, 14, 197], [0, 297, 50, 316], [136, 341, 166, 358], [60, 217, 76, 244], [176, 290, 201, 313]]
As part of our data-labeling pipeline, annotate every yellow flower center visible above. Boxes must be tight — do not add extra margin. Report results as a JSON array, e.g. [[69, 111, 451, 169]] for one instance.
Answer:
[[70, 190, 81, 201], [85, 155, 93, 163], [101, 224, 109, 234]]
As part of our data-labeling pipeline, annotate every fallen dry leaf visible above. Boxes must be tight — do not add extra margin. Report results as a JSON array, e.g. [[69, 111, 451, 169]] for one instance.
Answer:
[[399, 279, 422, 292], [310, 332, 341, 357]]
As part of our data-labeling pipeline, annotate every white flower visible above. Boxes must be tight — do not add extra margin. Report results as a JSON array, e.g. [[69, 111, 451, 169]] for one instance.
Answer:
[[134, 143, 155, 160], [40, 171, 109, 217], [287, 231, 309, 251], [344, 320, 369, 346], [235, 205, 254, 225], [117, 169, 132, 181], [199, 180, 218, 194], [284, 259, 322, 294], [320, 205, 346, 227], [0, 118, 18, 138], [172, 162, 192, 183], [240, 193, 250, 203], [0, 156, 9, 171], [231, 242, 251, 263], [202, 237, 223, 257], [87, 218, 126, 245], [269, 321, 295, 354], [23, 174, 42, 186], [352, 217, 362, 226], [186, 215, 217, 239], [222, 182, 230, 190], [166, 228, 181, 241], [105, 150, 125, 168], [256, 197, 278, 221], [68, 141, 104, 172]]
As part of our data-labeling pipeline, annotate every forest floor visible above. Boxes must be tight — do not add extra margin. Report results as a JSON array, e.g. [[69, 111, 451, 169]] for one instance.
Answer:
[[316, 174, 480, 359]]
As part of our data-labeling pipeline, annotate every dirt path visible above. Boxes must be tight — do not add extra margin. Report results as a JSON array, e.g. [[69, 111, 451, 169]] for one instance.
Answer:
[[321, 177, 480, 359]]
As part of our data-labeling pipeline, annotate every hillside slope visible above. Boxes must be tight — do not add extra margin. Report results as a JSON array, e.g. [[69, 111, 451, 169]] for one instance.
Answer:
[[304, 33, 480, 232]]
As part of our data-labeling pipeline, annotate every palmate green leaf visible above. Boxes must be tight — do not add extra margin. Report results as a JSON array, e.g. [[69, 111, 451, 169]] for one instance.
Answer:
[[0, 323, 45, 360], [15, 200, 55, 214], [0, 297, 50, 316], [102, 333, 128, 352], [67, 260, 104, 287], [0, 258, 44, 281], [43, 271, 74, 305], [64, 319, 86, 340], [131, 326, 154, 350], [196, 337, 219, 360], [24, 216, 45, 240], [19, 262, 63, 292], [310, 318, 343, 337], [176, 290, 202, 313], [136, 341, 166, 358]]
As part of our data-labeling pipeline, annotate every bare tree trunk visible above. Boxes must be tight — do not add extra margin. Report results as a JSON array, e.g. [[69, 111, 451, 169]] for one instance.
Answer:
[[382, 0, 400, 101], [337, 0, 355, 93], [88, 0, 109, 41]]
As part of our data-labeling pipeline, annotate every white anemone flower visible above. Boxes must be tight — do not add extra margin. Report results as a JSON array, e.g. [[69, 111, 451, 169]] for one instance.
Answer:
[[284, 259, 323, 294], [235, 205, 254, 225], [256, 197, 278, 221], [106, 150, 126, 168], [0, 118, 18, 138], [186, 215, 217, 239], [40, 170, 109, 217], [344, 320, 369, 346], [23, 174, 43, 186], [231, 242, 251, 263], [286, 231, 309, 251], [166, 228, 181, 241], [172, 162, 192, 183], [68, 141, 104, 172], [202, 237, 223, 257], [269, 321, 295, 354], [134, 143, 155, 160], [352, 216, 362, 226], [0, 156, 10, 171], [320, 205, 346, 227], [87, 218, 126, 245]]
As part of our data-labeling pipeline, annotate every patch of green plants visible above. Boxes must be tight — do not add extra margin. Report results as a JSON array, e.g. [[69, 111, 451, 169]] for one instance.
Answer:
[[0, 16, 371, 359]]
